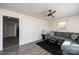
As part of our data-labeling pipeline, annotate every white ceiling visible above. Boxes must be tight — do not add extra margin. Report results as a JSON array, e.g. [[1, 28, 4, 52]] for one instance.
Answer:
[[0, 3, 79, 20]]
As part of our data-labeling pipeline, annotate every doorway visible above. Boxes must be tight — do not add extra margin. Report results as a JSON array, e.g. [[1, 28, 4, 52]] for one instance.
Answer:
[[3, 16, 19, 50]]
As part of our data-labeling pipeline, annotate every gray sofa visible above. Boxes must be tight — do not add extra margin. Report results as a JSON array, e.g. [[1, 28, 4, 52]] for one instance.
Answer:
[[46, 31, 79, 55]]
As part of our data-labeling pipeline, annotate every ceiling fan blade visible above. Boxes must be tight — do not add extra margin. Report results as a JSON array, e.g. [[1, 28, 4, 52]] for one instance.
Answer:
[[42, 14, 49, 17], [48, 10, 52, 12], [48, 13, 51, 16], [51, 15, 55, 17], [52, 10, 56, 14]]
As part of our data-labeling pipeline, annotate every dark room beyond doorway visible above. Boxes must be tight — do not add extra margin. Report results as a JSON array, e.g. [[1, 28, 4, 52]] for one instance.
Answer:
[[3, 16, 19, 50]]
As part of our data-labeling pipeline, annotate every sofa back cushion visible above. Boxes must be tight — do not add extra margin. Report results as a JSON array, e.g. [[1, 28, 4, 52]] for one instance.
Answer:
[[54, 32, 79, 39], [54, 32, 71, 38], [54, 32, 63, 37], [62, 32, 71, 38]]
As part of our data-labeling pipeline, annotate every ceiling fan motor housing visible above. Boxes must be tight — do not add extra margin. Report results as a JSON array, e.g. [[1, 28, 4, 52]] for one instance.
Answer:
[[49, 10, 52, 12]]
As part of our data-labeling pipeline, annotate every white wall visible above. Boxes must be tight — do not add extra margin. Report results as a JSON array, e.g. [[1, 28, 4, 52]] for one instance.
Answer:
[[19, 14, 50, 45], [0, 9, 50, 50], [0, 14, 3, 50], [50, 15, 79, 33]]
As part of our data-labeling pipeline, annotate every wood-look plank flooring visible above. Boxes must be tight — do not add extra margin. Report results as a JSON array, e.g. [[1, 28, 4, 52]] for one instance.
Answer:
[[0, 40, 51, 55], [3, 37, 19, 50]]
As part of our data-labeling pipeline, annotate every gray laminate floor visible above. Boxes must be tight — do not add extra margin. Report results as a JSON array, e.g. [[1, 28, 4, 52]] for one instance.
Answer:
[[3, 37, 19, 50], [0, 40, 51, 55]]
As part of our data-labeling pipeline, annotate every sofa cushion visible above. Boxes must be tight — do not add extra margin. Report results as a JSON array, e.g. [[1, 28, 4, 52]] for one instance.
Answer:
[[48, 32, 54, 39], [54, 32, 71, 38], [62, 32, 71, 38], [54, 32, 63, 37], [61, 40, 79, 55], [71, 34, 79, 41]]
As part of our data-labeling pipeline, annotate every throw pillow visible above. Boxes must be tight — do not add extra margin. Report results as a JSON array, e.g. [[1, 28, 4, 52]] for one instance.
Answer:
[[71, 34, 79, 41], [50, 32, 54, 37]]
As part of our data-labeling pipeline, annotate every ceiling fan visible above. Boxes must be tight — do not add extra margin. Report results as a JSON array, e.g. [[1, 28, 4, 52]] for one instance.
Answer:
[[47, 9, 56, 17]]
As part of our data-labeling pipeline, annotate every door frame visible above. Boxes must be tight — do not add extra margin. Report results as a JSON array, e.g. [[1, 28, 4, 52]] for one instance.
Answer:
[[3, 15, 19, 50]]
